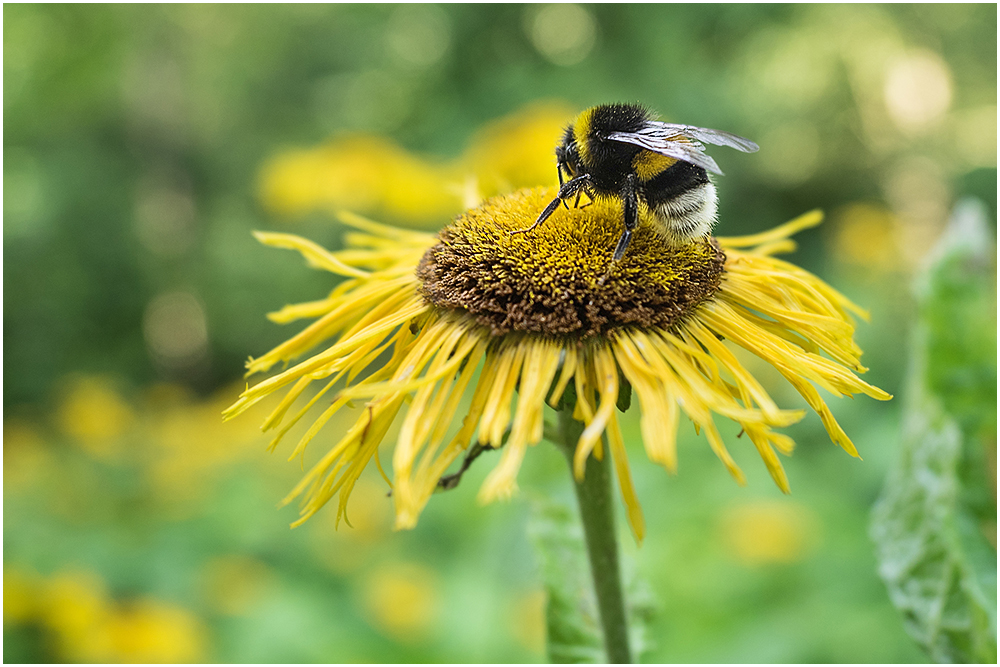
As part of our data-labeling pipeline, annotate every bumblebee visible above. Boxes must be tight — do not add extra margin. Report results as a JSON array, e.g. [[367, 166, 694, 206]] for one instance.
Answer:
[[513, 103, 758, 261]]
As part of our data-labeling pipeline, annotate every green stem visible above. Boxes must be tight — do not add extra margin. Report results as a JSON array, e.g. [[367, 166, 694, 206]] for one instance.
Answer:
[[555, 409, 632, 664]]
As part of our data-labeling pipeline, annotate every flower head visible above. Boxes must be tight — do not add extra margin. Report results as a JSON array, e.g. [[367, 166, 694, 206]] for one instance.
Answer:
[[225, 187, 890, 541]]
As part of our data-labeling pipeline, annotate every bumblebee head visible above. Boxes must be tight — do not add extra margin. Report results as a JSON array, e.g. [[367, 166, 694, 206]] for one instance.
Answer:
[[555, 125, 583, 179]]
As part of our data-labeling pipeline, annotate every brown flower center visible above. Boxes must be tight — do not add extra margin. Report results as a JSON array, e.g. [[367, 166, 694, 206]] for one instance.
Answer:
[[417, 186, 726, 337]]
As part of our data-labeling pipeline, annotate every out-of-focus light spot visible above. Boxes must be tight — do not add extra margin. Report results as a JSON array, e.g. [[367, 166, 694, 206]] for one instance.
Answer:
[[884, 51, 952, 134], [453, 174, 484, 211], [719, 500, 820, 565], [527, 4, 597, 66], [134, 177, 197, 256], [319, 70, 414, 134], [757, 122, 821, 186], [122, 55, 188, 141], [508, 589, 546, 656], [883, 156, 951, 267], [200, 555, 275, 616], [739, 25, 836, 115], [360, 561, 440, 641], [56, 376, 134, 458], [143, 291, 209, 370], [954, 105, 998, 168], [385, 4, 451, 69], [3, 148, 51, 239], [831, 202, 903, 271], [3, 9, 58, 100]]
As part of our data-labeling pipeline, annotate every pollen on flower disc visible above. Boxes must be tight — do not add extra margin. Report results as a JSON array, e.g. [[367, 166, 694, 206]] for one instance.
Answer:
[[417, 186, 726, 337]]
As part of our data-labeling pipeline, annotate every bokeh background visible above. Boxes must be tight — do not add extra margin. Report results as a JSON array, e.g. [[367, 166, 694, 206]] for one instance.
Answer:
[[4, 4, 996, 663]]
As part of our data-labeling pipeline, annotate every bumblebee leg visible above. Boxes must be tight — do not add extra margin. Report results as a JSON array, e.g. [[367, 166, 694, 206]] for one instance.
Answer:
[[612, 173, 639, 261], [556, 162, 569, 211], [612, 231, 633, 263], [511, 175, 590, 235], [511, 196, 563, 236]]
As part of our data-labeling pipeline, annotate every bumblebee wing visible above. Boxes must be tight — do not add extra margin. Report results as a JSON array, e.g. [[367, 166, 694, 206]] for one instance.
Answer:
[[646, 122, 760, 153], [606, 130, 724, 174]]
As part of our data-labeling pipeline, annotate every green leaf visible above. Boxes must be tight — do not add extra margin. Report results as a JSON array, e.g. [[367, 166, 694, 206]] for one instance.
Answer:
[[529, 498, 605, 664], [621, 557, 658, 663], [528, 496, 658, 663], [871, 199, 998, 664]]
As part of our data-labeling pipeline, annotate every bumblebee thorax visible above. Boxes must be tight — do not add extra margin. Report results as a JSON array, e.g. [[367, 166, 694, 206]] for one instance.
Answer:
[[573, 104, 650, 172]]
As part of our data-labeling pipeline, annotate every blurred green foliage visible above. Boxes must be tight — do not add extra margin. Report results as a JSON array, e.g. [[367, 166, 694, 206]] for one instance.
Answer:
[[871, 201, 997, 663], [4, 3, 996, 663]]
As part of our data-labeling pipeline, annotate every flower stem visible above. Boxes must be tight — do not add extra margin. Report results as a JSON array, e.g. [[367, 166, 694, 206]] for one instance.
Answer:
[[555, 409, 632, 664]]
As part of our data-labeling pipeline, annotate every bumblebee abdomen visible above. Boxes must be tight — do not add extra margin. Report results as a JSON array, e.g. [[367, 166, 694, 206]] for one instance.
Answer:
[[641, 160, 710, 210], [648, 180, 718, 245]]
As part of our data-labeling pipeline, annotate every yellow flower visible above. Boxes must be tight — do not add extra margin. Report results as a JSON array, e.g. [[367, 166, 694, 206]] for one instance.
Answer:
[[96, 598, 207, 664], [56, 375, 135, 459], [225, 187, 890, 542], [359, 561, 441, 642], [36, 569, 208, 663], [257, 102, 574, 226], [719, 499, 820, 565], [3, 567, 42, 624]]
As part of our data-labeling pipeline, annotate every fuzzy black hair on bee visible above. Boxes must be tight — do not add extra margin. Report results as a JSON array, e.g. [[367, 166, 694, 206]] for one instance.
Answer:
[[512, 103, 759, 262]]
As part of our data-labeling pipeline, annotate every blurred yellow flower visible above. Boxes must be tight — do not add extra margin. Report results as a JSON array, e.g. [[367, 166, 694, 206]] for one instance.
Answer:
[[3, 419, 53, 492], [258, 102, 573, 226], [360, 561, 440, 641], [11, 568, 208, 663], [55, 375, 134, 459], [719, 499, 820, 565], [143, 382, 272, 516], [97, 598, 207, 663], [508, 589, 547, 656], [461, 102, 576, 195], [307, 478, 393, 575], [226, 188, 890, 543], [831, 202, 904, 271], [42, 569, 111, 660], [260, 135, 462, 225], [3, 567, 42, 624]]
